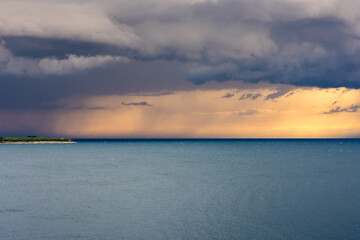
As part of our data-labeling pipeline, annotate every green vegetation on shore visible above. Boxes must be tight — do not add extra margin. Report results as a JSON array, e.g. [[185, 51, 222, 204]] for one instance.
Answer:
[[0, 136, 74, 143]]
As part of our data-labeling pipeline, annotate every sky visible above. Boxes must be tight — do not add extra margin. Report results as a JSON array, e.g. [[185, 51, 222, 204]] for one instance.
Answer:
[[0, 0, 359, 138]]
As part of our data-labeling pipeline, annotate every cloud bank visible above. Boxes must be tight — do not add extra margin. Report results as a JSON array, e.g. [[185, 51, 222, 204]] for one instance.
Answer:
[[2, 0, 360, 89]]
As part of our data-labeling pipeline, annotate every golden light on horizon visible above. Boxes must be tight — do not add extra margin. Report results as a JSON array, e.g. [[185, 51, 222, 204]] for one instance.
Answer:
[[0, 86, 359, 138], [34, 86, 360, 138]]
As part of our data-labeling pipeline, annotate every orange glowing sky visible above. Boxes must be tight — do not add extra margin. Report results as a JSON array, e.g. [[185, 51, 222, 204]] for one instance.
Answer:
[[2, 84, 359, 138]]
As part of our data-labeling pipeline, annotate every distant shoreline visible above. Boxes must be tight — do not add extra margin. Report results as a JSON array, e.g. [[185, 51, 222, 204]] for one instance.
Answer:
[[1, 141, 76, 144], [0, 136, 75, 144]]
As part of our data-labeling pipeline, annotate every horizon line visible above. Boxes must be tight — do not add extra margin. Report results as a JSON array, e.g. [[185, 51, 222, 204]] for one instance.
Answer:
[[71, 138, 360, 140]]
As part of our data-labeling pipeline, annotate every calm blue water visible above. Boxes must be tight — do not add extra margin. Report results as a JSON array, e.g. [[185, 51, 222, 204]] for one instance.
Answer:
[[1, 139, 360, 240]]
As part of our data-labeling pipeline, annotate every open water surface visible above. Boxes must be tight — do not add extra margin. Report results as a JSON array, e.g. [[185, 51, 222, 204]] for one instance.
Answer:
[[1, 139, 360, 240]]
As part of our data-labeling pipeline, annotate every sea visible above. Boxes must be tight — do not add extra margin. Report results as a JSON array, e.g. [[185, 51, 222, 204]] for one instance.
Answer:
[[0, 139, 360, 240]]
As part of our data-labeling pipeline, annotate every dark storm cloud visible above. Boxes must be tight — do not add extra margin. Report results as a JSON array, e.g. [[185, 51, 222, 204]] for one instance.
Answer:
[[323, 104, 360, 114], [2, 36, 160, 62], [0, 59, 261, 110], [2, 0, 360, 112], [0, 61, 186, 110], [3, 37, 121, 59], [0, 110, 58, 137]]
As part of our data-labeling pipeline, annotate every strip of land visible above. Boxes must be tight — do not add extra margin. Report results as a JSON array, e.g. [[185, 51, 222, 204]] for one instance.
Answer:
[[0, 137, 75, 144]]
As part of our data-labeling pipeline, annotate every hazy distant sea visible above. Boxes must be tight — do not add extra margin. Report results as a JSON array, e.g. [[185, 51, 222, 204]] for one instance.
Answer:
[[1, 139, 360, 240]]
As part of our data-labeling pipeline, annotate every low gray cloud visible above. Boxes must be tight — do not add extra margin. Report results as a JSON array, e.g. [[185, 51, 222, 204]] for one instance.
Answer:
[[239, 93, 262, 101], [122, 101, 153, 107], [323, 104, 360, 114]]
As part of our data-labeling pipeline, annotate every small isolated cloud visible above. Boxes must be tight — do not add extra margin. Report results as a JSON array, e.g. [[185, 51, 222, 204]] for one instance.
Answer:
[[323, 104, 360, 114], [239, 93, 262, 101], [221, 92, 235, 98], [265, 87, 294, 101], [237, 109, 259, 116], [122, 101, 153, 107]]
